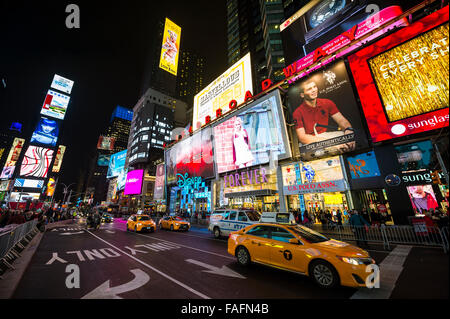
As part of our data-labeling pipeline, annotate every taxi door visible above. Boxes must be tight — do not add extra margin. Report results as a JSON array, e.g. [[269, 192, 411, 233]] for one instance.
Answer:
[[242, 225, 272, 264], [266, 226, 308, 273], [128, 216, 136, 230]]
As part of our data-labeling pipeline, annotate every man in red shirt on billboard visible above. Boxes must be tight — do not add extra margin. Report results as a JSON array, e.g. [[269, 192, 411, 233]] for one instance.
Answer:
[[293, 80, 355, 151]]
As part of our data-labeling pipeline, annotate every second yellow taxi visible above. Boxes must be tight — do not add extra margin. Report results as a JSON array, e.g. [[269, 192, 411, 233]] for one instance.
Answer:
[[126, 214, 156, 233], [159, 216, 190, 231], [228, 213, 376, 288]]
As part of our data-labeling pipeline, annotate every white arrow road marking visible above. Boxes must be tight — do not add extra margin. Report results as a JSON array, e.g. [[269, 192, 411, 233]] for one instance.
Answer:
[[105, 230, 116, 234], [81, 269, 150, 299], [186, 259, 246, 279], [60, 231, 84, 236]]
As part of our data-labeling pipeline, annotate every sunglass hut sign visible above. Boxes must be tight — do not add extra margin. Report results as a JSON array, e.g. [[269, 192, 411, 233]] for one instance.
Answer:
[[224, 168, 269, 188]]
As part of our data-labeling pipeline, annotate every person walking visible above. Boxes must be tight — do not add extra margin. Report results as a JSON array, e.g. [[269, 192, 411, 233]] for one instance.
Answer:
[[336, 209, 343, 226], [349, 210, 370, 247]]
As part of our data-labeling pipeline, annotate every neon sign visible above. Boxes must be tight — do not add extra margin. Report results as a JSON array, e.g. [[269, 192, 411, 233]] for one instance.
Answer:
[[177, 173, 203, 192]]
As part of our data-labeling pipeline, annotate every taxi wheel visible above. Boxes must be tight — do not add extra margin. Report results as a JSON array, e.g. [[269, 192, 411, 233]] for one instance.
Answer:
[[309, 260, 339, 289], [236, 246, 251, 266]]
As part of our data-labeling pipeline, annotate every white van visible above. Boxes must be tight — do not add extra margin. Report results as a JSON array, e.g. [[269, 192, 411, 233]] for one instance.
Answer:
[[208, 209, 261, 238]]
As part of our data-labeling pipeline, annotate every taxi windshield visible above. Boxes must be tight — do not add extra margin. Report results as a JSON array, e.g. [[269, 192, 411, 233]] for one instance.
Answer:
[[175, 217, 185, 221], [289, 225, 329, 243], [137, 216, 150, 221], [245, 211, 261, 221]]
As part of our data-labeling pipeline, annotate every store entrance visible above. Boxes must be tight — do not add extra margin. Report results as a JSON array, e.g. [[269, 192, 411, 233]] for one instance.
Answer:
[[228, 196, 278, 212], [355, 189, 394, 225]]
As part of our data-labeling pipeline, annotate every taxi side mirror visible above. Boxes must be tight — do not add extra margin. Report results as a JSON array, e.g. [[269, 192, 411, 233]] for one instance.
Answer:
[[289, 238, 301, 245]]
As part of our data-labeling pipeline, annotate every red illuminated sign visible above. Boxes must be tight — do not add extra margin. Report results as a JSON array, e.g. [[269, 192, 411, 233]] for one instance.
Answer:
[[348, 6, 449, 142]]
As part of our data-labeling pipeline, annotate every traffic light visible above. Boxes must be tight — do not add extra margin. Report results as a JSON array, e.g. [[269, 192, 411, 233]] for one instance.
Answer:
[[431, 171, 441, 184]]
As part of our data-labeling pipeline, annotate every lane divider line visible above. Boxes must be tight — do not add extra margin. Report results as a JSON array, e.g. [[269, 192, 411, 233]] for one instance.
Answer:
[[85, 229, 211, 299]]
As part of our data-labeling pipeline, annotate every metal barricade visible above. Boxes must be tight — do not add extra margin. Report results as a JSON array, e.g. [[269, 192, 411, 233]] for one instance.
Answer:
[[305, 223, 449, 253], [0, 220, 38, 260]]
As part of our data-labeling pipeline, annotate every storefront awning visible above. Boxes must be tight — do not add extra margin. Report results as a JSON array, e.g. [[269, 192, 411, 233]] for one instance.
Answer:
[[225, 189, 277, 198]]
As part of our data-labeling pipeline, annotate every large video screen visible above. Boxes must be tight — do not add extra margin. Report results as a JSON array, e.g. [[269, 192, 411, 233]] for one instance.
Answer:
[[193, 53, 253, 130], [30, 117, 60, 147], [40, 90, 70, 120], [52, 145, 66, 173], [20, 146, 54, 178], [124, 169, 144, 196], [407, 185, 439, 215], [97, 136, 116, 151], [159, 18, 181, 76], [1, 138, 25, 179], [348, 7, 449, 142], [14, 179, 45, 189], [50, 74, 74, 95], [97, 155, 111, 167], [287, 60, 369, 160], [213, 90, 291, 174], [107, 150, 127, 179], [166, 127, 215, 185]]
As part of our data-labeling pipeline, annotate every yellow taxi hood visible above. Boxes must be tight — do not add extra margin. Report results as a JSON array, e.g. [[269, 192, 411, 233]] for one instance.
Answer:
[[313, 240, 369, 258]]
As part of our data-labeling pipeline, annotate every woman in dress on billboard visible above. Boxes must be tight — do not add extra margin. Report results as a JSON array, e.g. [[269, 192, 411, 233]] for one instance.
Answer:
[[232, 117, 254, 168]]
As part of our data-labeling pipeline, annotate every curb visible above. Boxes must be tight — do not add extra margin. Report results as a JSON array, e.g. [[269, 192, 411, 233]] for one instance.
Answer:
[[0, 229, 45, 299]]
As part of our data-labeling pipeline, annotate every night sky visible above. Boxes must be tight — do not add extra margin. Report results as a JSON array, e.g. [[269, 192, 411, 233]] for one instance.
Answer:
[[0, 1, 227, 200]]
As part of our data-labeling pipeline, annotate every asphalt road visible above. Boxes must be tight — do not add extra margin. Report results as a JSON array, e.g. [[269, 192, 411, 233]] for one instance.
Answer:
[[11, 218, 448, 300]]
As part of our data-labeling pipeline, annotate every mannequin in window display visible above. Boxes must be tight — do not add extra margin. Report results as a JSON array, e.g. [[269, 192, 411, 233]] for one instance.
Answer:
[[232, 117, 254, 168]]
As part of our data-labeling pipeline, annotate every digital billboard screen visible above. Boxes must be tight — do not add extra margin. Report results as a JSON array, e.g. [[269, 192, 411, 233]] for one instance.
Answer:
[[348, 7, 449, 142], [347, 151, 381, 179], [50, 74, 74, 95], [30, 117, 59, 147], [287, 60, 369, 160], [213, 90, 291, 174], [193, 53, 253, 130], [46, 178, 56, 197], [52, 145, 66, 173], [20, 146, 54, 178], [159, 18, 181, 76], [40, 90, 70, 120], [107, 150, 127, 179], [14, 179, 45, 189], [97, 136, 116, 151], [97, 155, 111, 167], [166, 127, 215, 185], [124, 170, 144, 196], [1, 138, 25, 179], [154, 164, 165, 200], [407, 185, 439, 215]]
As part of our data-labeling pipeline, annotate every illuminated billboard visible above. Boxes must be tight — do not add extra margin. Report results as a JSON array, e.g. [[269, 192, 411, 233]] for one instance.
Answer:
[[97, 155, 111, 167], [50, 74, 74, 95], [20, 146, 54, 178], [52, 145, 66, 173], [287, 61, 368, 160], [213, 90, 291, 174], [348, 7, 449, 142], [14, 179, 45, 189], [159, 18, 181, 76], [31, 117, 59, 147], [0, 180, 12, 192], [1, 138, 25, 179], [166, 127, 215, 185], [124, 170, 144, 196], [46, 178, 57, 197], [107, 150, 127, 179], [97, 136, 116, 151], [154, 164, 165, 200], [193, 53, 253, 130], [10, 192, 40, 202], [40, 89, 71, 120]]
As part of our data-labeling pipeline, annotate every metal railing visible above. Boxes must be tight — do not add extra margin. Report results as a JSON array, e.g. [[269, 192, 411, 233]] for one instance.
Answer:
[[0, 220, 38, 260], [306, 224, 449, 253]]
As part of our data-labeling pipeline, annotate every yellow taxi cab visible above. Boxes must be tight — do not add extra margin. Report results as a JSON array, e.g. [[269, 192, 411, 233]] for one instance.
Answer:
[[159, 216, 190, 231], [126, 214, 156, 233], [228, 212, 376, 288]]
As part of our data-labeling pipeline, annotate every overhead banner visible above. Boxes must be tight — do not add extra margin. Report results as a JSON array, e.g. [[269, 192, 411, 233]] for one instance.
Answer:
[[283, 179, 348, 195], [41, 89, 71, 120], [52, 145, 66, 173], [20, 146, 54, 178], [50, 74, 74, 95], [348, 7, 449, 142], [193, 53, 253, 130], [1, 138, 26, 179], [287, 60, 369, 160], [159, 18, 181, 76]]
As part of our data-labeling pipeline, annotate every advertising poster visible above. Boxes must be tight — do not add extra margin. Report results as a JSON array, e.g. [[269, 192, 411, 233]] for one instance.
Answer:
[[124, 170, 144, 196], [107, 150, 127, 179], [46, 178, 56, 197], [154, 164, 165, 200], [1, 166, 15, 180], [213, 90, 291, 174], [40, 90, 70, 120], [50, 74, 74, 95], [97, 155, 111, 167], [287, 61, 368, 160], [395, 141, 435, 172], [10, 192, 40, 202], [159, 18, 181, 76], [348, 7, 449, 142], [52, 145, 66, 173], [1, 138, 25, 179], [14, 179, 45, 189], [347, 151, 381, 179], [407, 185, 439, 215], [117, 168, 128, 191], [166, 127, 215, 185], [20, 146, 54, 178], [30, 117, 59, 147], [97, 136, 116, 151], [0, 180, 12, 192], [193, 53, 253, 130]]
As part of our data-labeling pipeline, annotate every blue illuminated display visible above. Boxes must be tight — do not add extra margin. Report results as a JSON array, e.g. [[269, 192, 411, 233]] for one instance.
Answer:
[[111, 106, 133, 122]]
